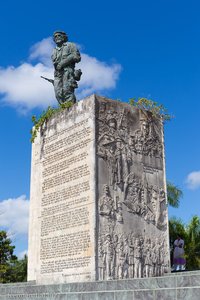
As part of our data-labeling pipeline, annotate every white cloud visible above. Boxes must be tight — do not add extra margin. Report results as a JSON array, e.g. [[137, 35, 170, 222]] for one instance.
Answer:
[[77, 53, 121, 98], [29, 37, 54, 66], [0, 63, 55, 111], [0, 38, 121, 111], [0, 195, 29, 236], [186, 171, 200, 190]]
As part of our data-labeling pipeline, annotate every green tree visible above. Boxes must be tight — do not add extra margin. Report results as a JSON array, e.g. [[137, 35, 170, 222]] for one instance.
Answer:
[[0, 231, 27, 283], [6, 255, 27, 283], [169, 216, 200, 270], [0, 231, 17, 283], [184, 216, 200, 270], [167, 181, 183, 208]]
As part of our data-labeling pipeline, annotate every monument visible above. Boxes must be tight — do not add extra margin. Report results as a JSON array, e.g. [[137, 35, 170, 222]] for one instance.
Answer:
[[28, 94, 170, 284], [28, 30, 170, 285], [2, 31, 200, 300]]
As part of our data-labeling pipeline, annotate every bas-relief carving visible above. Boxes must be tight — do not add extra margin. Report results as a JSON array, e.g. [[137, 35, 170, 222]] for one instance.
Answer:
[[97, 100, 169, 280], [98, 233, 169, 280], [99, 185, 124, 225], [124, 173, 167, 230]]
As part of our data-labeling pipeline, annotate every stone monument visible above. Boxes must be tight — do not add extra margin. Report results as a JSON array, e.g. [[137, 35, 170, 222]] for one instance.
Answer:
[[28, 94, 170, 284]]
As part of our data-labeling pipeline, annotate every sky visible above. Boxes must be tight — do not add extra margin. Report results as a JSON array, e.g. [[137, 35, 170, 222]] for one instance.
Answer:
[[0, 0, 200, 257]]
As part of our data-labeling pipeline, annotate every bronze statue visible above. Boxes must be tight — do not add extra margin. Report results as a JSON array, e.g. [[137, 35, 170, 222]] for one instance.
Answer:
[[42, 31, 82, 104], [52, 31, 82, 104]]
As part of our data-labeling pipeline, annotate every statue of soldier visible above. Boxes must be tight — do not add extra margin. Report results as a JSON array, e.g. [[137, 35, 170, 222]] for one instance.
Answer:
[[52, 31, 82, 104]]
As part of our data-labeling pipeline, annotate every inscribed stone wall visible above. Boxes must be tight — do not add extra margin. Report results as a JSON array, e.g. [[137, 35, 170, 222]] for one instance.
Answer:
[[28, 97, 96, 284]]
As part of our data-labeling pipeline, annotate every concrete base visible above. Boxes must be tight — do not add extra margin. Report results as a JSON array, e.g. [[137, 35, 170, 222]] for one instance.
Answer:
[[1, 271, 200, 299]]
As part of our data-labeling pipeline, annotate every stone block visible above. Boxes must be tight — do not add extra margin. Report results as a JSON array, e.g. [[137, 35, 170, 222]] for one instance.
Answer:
[[82, 293, 99, 300], [97, 292, 115, 300], [177, 288, 200, 300], [115, 291, 134, 300], [155, 289, 176, 300], [28, 95, 170, 285], [64, 294, 82, 300], [133, 290, 154, 300], [177, 274, 200, 287]]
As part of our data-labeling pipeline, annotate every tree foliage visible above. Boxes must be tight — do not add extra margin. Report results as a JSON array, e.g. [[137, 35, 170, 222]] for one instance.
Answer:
[[184, 216, 200, 270], [0, 231, 27, 283], [169, 216, 200, 270], [167, 181, 183, 208], [129, 97, 173, 121], [0, 231, 17, 283], [6, 255, 27, 283]]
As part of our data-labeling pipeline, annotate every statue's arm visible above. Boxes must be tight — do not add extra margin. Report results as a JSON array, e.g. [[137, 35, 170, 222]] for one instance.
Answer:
[[59, 43, 81, 69]]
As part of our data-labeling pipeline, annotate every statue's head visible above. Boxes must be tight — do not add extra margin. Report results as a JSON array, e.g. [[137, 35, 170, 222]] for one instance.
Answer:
[[53, 31, 68, 44]]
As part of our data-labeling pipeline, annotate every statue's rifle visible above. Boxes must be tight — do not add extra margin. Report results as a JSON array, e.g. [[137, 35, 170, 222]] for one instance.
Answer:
[[41, 76, 54, 85]]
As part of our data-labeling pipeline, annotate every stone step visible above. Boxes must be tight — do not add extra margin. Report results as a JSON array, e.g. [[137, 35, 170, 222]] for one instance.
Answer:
[[0, 272, 200, 299]]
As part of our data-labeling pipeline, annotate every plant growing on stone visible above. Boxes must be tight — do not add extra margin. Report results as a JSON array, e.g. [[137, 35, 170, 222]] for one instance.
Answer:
[[30, 102, 73, 143], [129, 97, 173, 121]]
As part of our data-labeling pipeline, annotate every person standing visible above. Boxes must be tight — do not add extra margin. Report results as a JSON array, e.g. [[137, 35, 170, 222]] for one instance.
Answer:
[[173, 235, 186, 271]]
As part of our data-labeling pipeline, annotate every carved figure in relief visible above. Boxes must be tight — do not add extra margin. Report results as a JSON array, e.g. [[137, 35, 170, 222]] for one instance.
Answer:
[[151, 242, 158, 276], [98, 114, 131, 191], [124, 174, 141, 212], [99, 185, 124, 225], [99, 185, 114, 218], [127, 234, 134, 278], [123, 172, 167, 230], [103, 234, 114, 280], [154, 239, 161, 276], [117, 241, 126, 279], [98, 238, 105, 280], [157, 240, 165, 276], [144, 246, 153, 277], [127, 115, 163, 158], [113, 234, 120, 279], [123, 237, 130, 278], [116, 196, 124, 224], [151, 186, 159, 223], [134, 238, 142, 278]]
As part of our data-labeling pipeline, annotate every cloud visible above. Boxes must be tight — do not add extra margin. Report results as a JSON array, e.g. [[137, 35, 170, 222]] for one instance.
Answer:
[[77, 53, 121, 98], [0, 63, 55, 111], [0, 38, 121, 111], [0, 195, 29, 236], [186, 171, 200, 190], [29, 37, 54, 66]]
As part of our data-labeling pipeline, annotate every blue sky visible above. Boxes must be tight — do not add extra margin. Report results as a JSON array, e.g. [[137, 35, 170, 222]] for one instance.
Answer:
[[0, 0, 200, 257]]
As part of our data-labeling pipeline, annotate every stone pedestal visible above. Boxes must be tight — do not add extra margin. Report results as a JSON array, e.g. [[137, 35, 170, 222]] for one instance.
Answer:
[[2, 272, 200, 300], [28, 94, 170, 284]]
